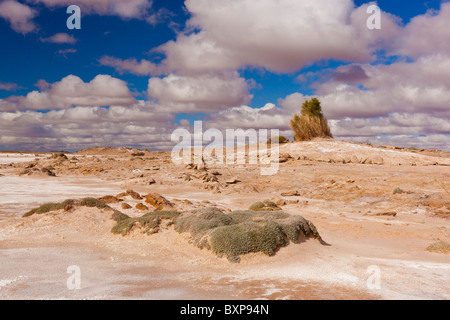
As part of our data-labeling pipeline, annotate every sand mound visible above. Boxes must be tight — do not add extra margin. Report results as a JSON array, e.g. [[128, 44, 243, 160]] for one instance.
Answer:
[[279, 139, 450, 166], [22, 197, 322, 263]]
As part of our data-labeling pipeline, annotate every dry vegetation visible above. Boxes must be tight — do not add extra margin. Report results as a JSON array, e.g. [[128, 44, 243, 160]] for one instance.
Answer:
[[22, 200, 323, 263], [290, 98, 333, 141]]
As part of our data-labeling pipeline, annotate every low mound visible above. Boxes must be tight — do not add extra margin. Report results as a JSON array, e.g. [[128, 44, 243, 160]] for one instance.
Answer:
[[175, 207, 322, 263], [111, 211, 180, 236], [23, 197, 115, 217], [23, 199, 322, 263], [249, 200, 281, 212]]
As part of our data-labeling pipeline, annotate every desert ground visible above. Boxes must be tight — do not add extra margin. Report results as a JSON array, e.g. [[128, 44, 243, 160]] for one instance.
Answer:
[[0, 139, 449, 300]]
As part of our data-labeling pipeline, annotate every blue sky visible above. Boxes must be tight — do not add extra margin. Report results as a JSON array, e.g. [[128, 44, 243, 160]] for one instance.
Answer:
[[0, 0, 449, 151], [0, 0, 441, 101]]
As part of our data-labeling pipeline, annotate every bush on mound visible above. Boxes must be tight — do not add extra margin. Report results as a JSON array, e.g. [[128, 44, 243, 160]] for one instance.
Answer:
[[174, 207, 236, 245], [23, 199, 322, 264], [23, 197, 112, 217], [175, 208, 322, 263], [23, 201, 67, 217], [111, 211, 181, 236]]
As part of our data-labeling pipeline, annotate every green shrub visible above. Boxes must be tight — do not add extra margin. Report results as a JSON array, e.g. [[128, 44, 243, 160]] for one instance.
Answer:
[[111, 211, 180, 236], [393, 187, 405, 194], [23, 202, 64, 217], [79, 197, 109, 209], [111, 217, 135, 236], [290, 98, 333, 141], [248, 200, 281, 212], [175, 207, 236, 240], [229, 210, 289, 223], [174, 208, 322, 263], [267, 136, 288, 144], [23, 197, 110, 217], [210, 221, 287, 263], [111, 210, 130, 222]]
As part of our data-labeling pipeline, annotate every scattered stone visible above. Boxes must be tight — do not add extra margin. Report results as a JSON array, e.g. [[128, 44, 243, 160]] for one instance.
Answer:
[[51, 153, 68, 160], [136, 203, 149, 211], [63, 199, 74, 212], [280, 190, 300, 197], [131, 152, 145, 157], [279, 153, 292, 163], [126, 189, 142, 200], [121, 203, 132, 210], [99, 195, 122, 204], [374, 211, 397, 217], [116, 192, 128, 198], [272, 197, 287, 206], [212, 185, 221, 194], [41, 167, 56, 176], [226, 177, 240, 184], [201, 173, 218, 183], [148, 178, 156, 185], [144, 193, 175, 211]]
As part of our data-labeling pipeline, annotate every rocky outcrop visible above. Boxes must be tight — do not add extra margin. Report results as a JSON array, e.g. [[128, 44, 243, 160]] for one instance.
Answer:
[[144, 193, 175, 211]]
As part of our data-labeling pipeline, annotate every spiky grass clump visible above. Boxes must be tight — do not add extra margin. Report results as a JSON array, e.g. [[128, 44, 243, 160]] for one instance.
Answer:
[[290, 114, 333, 141], [290, 98, 333, 141], [111, 211, 180, 236]]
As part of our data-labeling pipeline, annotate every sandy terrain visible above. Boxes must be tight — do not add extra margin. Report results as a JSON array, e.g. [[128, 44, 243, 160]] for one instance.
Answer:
[[0, 139, 449, 300]]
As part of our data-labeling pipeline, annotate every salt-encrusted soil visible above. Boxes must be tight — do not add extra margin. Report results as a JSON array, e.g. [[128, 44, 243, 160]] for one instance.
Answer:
[[0, 139, 449, 299]]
